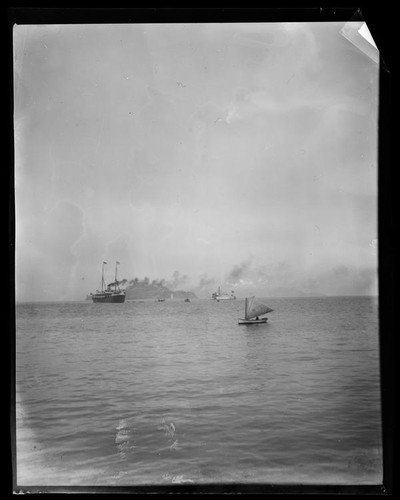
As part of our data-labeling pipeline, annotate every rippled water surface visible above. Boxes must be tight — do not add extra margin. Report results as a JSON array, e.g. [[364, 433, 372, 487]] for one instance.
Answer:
[[15, 296, 382, 486]]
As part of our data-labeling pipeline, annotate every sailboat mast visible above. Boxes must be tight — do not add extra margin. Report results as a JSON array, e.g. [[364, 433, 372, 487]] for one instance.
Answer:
[[244, 297, 248, 320]]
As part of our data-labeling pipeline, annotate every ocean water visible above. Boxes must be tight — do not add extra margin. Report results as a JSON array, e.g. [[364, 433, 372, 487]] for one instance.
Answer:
[[15, 296, 382, 487]]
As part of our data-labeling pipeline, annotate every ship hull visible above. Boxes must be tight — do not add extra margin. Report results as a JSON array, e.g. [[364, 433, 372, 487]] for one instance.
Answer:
[[238, 318, 268, 325], [92, 293, 125, 303]]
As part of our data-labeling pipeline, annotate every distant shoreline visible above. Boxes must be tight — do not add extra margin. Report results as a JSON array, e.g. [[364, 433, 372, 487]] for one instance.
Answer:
[[15, 295, 379, 305]]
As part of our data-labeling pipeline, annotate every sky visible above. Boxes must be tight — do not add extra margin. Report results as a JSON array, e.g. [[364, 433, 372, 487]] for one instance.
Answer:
[[14, 22, 379, 301]]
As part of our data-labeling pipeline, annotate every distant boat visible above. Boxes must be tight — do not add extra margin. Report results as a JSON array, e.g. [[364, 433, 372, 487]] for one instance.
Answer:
[[91, 261, 125, 303], [212, 286, 236, 301], [157, 298, 166, 302], [184, 298, 190, 302], [238, 296, 273, 325]]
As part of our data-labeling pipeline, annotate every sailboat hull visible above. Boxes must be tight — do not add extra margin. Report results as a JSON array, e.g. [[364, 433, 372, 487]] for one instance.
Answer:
[[238, 318, 268, 325], [92, 293, 125, 303]]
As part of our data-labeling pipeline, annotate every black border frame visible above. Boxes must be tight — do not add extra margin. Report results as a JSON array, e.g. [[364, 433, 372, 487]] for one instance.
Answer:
[[7, 6, 395, 496]]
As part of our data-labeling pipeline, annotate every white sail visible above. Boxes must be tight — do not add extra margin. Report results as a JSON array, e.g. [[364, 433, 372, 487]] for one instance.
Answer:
[[245, 296, 274, 320]]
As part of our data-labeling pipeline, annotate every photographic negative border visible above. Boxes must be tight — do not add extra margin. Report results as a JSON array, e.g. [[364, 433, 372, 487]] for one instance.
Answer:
[[7, 5, 395, 495]]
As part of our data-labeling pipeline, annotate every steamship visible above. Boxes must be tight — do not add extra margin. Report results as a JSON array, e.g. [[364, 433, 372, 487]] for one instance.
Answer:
[[90, 261, 125, 303], [211, 286, 236, 301]]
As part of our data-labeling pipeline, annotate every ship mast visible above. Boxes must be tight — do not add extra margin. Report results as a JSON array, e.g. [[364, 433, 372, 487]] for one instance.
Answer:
[[114, 261, 120, 292], [101, 261, 107, 292]]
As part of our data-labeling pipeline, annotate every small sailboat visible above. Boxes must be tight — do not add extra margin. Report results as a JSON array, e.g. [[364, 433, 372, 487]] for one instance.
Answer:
[[238, 296, 273, 325], [91, 261, 126, 303]]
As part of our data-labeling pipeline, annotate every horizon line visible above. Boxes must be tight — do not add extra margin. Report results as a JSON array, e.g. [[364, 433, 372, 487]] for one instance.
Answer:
[[15, 294, 379, 305]]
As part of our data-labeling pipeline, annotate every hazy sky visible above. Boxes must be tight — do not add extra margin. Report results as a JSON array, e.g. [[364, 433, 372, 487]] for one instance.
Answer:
[[14, 22, 379, 301]]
